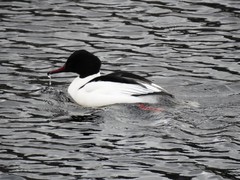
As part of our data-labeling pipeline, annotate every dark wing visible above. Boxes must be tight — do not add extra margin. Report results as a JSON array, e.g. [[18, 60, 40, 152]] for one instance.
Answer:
[[88, 71, 173, 97], [90, 71, 151, 86]]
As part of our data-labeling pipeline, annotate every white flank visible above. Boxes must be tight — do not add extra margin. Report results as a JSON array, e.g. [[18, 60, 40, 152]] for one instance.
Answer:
[[67, 73, 165, 107]]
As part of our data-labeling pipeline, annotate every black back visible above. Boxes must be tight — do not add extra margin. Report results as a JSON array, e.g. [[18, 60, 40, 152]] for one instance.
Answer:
[[90, 71, 150, 85], [89, 71, 174, 97]]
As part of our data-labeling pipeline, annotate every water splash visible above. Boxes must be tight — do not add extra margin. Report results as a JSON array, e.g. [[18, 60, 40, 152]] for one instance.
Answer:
[[48, 75, 52, 86]]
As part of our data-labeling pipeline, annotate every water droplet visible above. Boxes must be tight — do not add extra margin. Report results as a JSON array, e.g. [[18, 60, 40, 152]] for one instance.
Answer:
[[48, 75, 52, 86]]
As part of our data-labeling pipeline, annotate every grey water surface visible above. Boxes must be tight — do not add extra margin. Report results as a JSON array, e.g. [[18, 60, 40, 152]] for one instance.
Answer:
[[0, 0, 240, 179]]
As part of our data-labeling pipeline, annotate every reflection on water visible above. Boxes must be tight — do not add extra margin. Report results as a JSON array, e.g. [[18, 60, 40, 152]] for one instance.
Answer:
[[0, 0, 240, 179]]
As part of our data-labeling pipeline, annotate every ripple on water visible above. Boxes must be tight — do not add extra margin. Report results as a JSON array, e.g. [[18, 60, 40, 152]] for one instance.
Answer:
[[0, 0, 240, 179]]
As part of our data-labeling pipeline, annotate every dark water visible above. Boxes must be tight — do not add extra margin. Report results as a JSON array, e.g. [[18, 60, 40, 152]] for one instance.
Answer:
[[0, 0, 240, 179]]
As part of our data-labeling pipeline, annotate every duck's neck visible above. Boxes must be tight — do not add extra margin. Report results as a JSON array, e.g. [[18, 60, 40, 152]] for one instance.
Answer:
[[68, 72, 101, 94]]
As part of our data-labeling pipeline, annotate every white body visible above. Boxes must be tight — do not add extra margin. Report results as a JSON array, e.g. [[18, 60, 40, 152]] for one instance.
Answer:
[[68, 73, 168, 107]]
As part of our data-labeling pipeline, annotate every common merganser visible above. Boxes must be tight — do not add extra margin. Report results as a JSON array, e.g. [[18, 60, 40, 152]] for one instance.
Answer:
[[47, 50, 175, 107]]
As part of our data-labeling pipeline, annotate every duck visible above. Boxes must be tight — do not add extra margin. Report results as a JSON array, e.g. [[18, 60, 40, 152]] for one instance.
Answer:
[[47, 50, 175, 107]]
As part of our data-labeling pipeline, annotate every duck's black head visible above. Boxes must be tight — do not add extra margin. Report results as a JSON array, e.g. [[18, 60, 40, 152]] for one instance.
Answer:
[[48, 50, 101, 78]]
